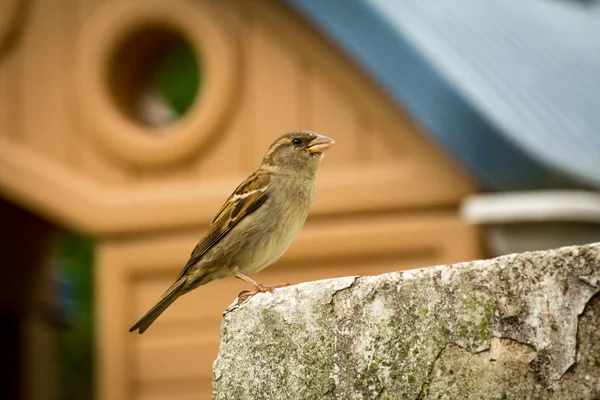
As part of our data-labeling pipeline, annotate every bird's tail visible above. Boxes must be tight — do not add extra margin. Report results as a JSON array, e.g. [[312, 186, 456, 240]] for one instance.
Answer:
[[129, 277, 187, 334]]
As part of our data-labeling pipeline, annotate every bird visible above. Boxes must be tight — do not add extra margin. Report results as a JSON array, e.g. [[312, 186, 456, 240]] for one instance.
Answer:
[[129, 131, 335, 334]]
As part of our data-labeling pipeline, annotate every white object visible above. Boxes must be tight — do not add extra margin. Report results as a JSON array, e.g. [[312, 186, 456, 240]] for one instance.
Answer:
[[460, 190, 600, 256]]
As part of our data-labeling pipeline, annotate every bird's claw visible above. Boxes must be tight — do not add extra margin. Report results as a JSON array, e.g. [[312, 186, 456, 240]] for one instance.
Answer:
[[236, 282, 295, 304], [236, 289, 259, 304]]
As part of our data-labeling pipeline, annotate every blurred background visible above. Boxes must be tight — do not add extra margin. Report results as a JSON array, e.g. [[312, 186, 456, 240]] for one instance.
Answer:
[[1, 0, 599, 399]]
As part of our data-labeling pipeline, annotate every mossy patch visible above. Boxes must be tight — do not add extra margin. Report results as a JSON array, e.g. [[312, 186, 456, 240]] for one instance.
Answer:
[[214, 244, 600, 400], [330, 271, 494, 399], [214, 277, 356, 399]]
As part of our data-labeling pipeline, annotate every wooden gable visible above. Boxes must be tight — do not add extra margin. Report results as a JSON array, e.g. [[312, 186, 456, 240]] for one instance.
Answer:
[[0, 0, 475, 236], [0, 1, 481, 399]]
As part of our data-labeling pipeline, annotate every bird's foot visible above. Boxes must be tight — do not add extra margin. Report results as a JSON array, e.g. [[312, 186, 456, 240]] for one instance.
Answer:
[[236, 282, 295, 303]]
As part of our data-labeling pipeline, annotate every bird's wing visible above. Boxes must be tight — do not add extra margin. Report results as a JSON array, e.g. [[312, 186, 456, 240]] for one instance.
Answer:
[[177, 170, 270, 279]]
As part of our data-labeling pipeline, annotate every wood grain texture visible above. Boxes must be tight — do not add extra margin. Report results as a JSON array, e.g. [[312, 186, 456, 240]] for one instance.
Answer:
[[0, 0, 476, 232], [251, 22, 303, 160], [19, 0, 74, 162], [96, 240, 133, 400], [0, 47, 20, 141], [306, 67, 364, 167], [0, 139, 473, 234], [190, 2, 251, 180], [76, 0, 140, 184]]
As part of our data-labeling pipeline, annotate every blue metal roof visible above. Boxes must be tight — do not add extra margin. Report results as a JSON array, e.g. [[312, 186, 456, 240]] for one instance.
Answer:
[[281, 0, 600, 191]]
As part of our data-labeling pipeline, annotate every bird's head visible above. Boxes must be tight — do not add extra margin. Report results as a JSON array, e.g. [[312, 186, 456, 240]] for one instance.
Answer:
[[261, 131, 335, 174]]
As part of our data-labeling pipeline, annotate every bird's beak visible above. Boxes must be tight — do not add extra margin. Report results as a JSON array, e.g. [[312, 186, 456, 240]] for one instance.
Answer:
[[307, 135, 335, 153]]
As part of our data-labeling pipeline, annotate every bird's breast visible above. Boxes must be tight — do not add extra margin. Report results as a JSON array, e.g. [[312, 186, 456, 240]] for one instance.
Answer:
[[241, 180, 314, 274]]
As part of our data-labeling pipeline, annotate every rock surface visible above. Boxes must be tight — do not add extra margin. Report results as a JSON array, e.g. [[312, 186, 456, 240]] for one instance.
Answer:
[[213, 244, 600, 399]]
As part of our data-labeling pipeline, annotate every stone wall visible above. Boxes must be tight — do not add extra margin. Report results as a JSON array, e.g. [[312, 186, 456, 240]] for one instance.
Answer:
[[213, 244, 600, 399]]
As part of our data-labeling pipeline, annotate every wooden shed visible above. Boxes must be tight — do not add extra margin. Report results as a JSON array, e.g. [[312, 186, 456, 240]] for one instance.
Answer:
[[0, 0, 482, 399]]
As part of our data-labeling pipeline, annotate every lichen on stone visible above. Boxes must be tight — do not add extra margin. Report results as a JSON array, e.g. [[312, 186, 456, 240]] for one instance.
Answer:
[[213, 276, 356, 399], [213, 244, 600, 399]]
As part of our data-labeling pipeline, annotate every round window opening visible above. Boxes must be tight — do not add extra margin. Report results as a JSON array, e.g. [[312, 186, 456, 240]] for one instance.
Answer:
[[106, 25, 201, 131]]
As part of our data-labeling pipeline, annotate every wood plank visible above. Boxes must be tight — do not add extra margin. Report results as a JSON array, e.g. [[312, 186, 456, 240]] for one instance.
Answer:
[[251, 0, 476, 188], [96, 241, 134, 400], [367, 119, 410, 164], [76, 0, 134, 184], [136, 338, 218, 381], [0, 138, 474, 234], [19, 0, 73, 163], [137, 380, 208, 400], [77, 0, 102, 26], [119, 211, 463, 274], [191, 2, 251, 179], [0, 47, 20, 141], [307, 66, 363, 167], [250, 13, 303, 160], [0, 0, 24, 143]]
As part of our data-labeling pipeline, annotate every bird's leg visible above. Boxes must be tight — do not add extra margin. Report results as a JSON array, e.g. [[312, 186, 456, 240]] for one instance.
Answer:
[[234, 271, 270, 291], [234, 272, 294, 302]]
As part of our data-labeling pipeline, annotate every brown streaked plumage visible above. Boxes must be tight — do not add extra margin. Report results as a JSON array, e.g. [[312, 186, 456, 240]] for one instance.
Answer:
[[129, 131, 335, 334]]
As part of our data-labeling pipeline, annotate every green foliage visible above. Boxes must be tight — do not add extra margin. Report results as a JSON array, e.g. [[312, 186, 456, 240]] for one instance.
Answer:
[[154, 41, 201, 116], [52, 231, 95, 400]]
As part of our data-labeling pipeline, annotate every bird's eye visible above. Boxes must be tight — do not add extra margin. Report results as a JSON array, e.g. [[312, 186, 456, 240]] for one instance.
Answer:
[[292, 138, 302, 145]]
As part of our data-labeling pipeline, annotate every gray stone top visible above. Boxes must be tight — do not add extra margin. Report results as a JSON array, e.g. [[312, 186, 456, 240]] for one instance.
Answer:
[[213, 244, 600, 399]]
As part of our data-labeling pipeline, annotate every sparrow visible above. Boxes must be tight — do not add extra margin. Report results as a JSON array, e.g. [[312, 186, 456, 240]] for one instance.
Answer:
[[129, 131, 335, 334]]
